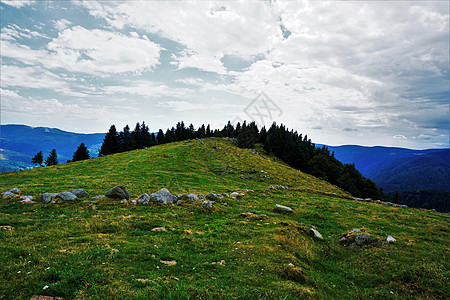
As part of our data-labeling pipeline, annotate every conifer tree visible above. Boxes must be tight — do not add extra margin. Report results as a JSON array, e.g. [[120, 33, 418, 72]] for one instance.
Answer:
[[99, 125, 120, 156], [72, 143, 90, 162], [119, 125, 132, 152], [45, 149, 58, 166], [157, 129, 165, 145], [31, 151, 43, 166]]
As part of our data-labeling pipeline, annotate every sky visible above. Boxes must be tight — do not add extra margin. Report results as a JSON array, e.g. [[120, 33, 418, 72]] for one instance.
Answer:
[[1, 0, 449, 149]]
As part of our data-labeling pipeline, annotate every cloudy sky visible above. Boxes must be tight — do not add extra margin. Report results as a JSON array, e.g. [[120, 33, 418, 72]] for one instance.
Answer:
[[1, 0, 448, 149]]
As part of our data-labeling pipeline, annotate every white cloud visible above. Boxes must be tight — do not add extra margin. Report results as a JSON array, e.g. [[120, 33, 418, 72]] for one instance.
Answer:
[[1, 0, 35, 8], [158, 100, 242, 112], [53, 19, 71, 31], [2, 26, 162, 75], [1, 65, 67, 89], [103, 81, 193, 98]]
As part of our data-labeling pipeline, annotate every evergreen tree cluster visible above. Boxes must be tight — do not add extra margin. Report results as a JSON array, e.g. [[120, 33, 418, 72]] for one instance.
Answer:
[[99, 120, 384, 199]]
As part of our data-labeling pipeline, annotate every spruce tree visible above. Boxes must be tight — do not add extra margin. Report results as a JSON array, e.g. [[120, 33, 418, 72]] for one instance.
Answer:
[[31, 151, 43, 166], [45, 149, 58, 166], [119, 125, 132, 152], [99, 125, 120, 156], [157, 129, 165, 145], [72, 143, 90, 162]]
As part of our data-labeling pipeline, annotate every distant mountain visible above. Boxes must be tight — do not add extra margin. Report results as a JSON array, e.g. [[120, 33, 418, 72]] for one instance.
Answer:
[[0, 124, 105, 172], [322, 144, 449, 212], [321, 145, 445, 179], [370, 149, 449, 192]]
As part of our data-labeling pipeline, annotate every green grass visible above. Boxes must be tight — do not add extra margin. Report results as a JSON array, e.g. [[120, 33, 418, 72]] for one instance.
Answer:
[[0, 138, 448, 299]]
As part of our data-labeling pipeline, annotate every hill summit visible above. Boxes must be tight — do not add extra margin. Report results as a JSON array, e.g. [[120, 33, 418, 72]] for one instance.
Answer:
[[0, 138, 448, 299]]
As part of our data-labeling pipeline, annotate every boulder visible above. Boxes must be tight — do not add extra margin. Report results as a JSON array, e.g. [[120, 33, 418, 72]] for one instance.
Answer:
[[57, 192, 78, 201], [71, 189, 89, 198], [7, 188, 20, 194], [386, 236, 396, 243], [137, 193, 151, 205], [230, 192, 244, 198], [206, 193, 223, 200], [105, 185, 129, 200], [186, 193, 199, 201], [202, 200, 213, 208], [41, 193, 58, 202], [150, 188, 177, 204], [310, 228, 324, 240], [340, 229, 379, 248], [2, 191, 16, 198], [274, 204, 293, 213]]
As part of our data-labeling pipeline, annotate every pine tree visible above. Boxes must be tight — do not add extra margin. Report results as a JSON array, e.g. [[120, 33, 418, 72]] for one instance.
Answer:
[[157, 129, 165, 145], [99, 125, 120, 156], [72, 143, 90, 162], [45, 149, 58, 166], [119, 125, 132, 152], [31, 151, 43, 166]]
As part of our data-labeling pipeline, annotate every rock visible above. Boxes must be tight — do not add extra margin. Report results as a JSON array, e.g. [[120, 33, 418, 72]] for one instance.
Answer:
[[7, 188, 20, 194], [186, 193, 199, 201], [150, 188, 177, 204], [222, 193, 230, 198], [2, 191, 16, 198], [131, 200, 137, 204], [230, 192, 244, 198], [340, 229, 379, 248], [106, 185, 129, 200], [240, 212, 268, 220], [137, 193, 151, 205], [91, 195, 105, 200], [152, 227, 167, 231], [268, 185, 275, 189], [160, 260, 177, 266], [310, 228, 324, 240], [386, 236, 396, 243], [71, 189, 89, 198], [40, 193, 55, 202], [20, 196, 34, 200], [198, 193, 205, 199], [57, 192, 78, 201], [274, 204, 293, 213], [21, 198, 34, 204], [202, 200, 213, 208], [206, 193, 223, 200]]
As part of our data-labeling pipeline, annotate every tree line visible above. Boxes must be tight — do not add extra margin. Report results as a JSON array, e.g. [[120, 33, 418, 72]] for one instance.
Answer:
[[98, 120, 384, 199], [31, 120, 384, 199]]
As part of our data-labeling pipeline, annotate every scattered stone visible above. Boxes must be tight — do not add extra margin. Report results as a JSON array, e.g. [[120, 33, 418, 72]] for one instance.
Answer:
[[137, 193, 151, 205], [230, 192, 244, 198], [160, 260, 177, 266], [120, 199, 127, 204], [240, 175, 245, 179], [91, 195, 105, 200], [57, 192, 78, 201], [198, 193, 205, 199], [71, 189, 89, 198], [131, 200, 137, 204], [83, 201, 90, 203], [41, 193, 58, 202], [268, 185, 275, 189], [186, 193, 199, 201], [20, 196, 34, 200], [274, 204, 293, 213], [105, 185, 129, 200], [195, 230, 205, 235], [1, 225, 14, 230], [7, 188, 20, 194], [2, 191, 16, 198], [340, 229, 379, 248], [202, 200, 213, 208], [21, 198, 34, 204], [206, 193, 223, 200], [150, 188, 177, 204], [151, 227, 167, 231], [222, 193, 230, 198], [310, 228, 324, 240], [386, 236, 396, 243]]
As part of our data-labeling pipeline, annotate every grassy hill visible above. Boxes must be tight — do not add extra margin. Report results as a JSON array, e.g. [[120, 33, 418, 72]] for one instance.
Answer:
[[0, 138, 448, 299]]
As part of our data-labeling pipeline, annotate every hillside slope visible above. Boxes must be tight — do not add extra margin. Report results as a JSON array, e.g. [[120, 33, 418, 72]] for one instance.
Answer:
[[0, 124, 105, 172], [0, 138, 448, 299]]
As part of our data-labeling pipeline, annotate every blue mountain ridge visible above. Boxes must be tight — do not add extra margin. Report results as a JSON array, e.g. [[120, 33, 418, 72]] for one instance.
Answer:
[[0, 124, 105, 172]]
